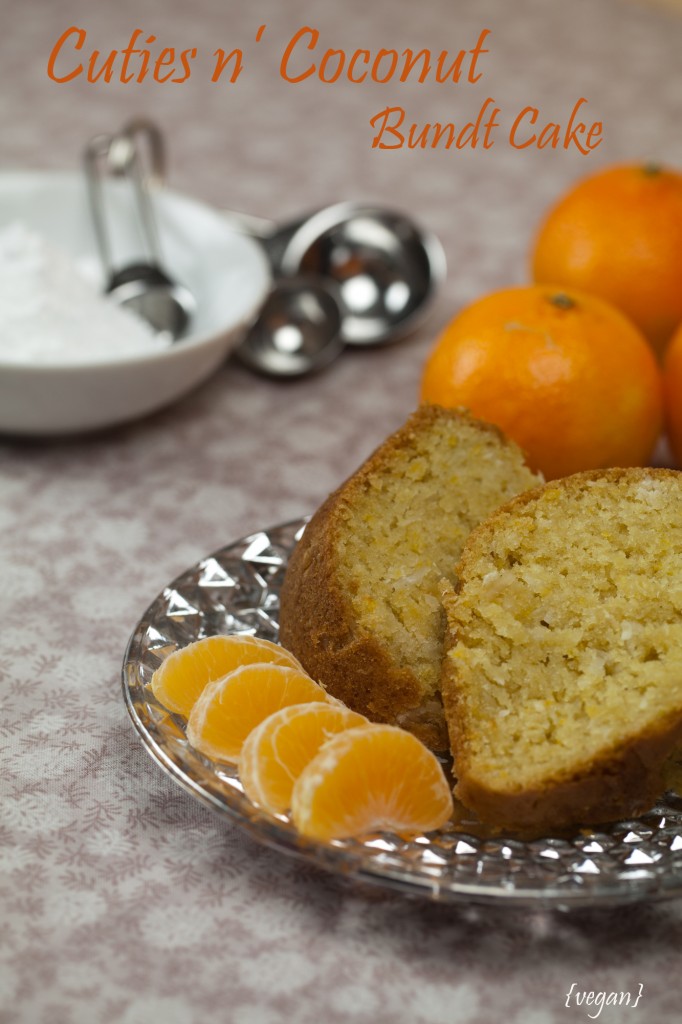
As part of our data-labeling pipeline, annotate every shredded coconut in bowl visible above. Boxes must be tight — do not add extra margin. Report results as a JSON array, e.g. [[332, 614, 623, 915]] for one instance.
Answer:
[[0, 222, 173, 364]]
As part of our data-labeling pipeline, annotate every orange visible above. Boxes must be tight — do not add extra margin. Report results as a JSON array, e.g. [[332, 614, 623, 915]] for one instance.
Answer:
[[532, 163, 682, 357], [240, 703, 369, 814], [663, 322, 682, 466], [291, 724, 454, 841], [150, 635, 302, 717], [419, 285, 663, 480], [186, 663, 332, 763]]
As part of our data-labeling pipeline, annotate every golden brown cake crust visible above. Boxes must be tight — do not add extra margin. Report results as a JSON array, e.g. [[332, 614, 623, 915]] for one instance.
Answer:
[[280, 489, 431, 738], [279, 405, 536, 751], [442, 467, 682, 830]]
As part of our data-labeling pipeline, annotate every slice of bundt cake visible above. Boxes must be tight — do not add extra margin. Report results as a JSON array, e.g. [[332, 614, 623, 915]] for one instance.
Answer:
[[442, 468, 682, 829], [278, 404, 541, 749]]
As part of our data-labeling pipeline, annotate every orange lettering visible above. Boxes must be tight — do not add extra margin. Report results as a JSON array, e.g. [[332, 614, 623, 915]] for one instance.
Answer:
[[154, 48, 176, 84], [482, 99, 500, 148], [370, 106, 405, 149], [537, 122, 561, 149], [408, 121, 433, 149], [452, 98, 499, 148], [468, 29, 490, 83], [178, 48, 197, 83], [369, 100, 500, 151], [399, 49, 431, 84], [587, 121, 603, 150], [319, 48, 344, 83], [280, 26, 318, 83], [88, 50, 117, 83], [509, 106, 539, 149], [371, 49, 398, 84], [563, 98, 601, 154], [435, 49, 466, 84], [212, 48, 244, 83], [347, 50, 369, 83], [432, 123, 456, 148], [47, 27, 197, 86], [120, 29, 146, 83], [47, 25, 85, 83], [510, 100, 602, 153]]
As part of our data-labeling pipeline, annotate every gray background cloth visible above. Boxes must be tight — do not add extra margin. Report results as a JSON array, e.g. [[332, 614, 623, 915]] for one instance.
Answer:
[[2, 1, 681, 1021]]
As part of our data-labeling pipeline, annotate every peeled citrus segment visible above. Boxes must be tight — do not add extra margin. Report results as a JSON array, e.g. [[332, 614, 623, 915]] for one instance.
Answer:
[[186, 663, 331, 763], [291, 724, 454, 841], [240, 703, 369, 815], [150, 635, 302, 716]]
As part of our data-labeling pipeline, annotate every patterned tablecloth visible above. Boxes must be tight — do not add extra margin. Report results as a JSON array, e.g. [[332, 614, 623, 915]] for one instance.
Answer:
[[2, 1, 682, 1022]]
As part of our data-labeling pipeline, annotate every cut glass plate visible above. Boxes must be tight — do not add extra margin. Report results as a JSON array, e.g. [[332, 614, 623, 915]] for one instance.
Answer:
[[122, 518, 682, 908]]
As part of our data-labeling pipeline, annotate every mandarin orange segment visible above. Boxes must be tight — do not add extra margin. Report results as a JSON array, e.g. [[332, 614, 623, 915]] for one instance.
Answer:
[[291, 724, 454, 841], [186, 663, 332, 763], [240, 704, 369, 815], [150, 635, 302, 716]]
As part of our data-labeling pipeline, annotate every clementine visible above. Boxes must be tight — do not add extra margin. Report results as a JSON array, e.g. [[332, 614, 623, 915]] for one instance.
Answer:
[[532, 163, 682, 357], [419, 285, 662, 480], [663, 322, 682, 466]]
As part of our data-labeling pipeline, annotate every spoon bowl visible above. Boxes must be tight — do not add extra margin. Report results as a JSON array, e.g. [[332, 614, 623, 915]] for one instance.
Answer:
[[278, 202, 445, 346], [234, 278, 344, 378], [107, 262, 195, 339]]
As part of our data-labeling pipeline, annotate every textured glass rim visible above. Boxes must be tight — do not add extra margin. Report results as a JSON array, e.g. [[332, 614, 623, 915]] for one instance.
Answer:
[[122, 517, 682, 909]]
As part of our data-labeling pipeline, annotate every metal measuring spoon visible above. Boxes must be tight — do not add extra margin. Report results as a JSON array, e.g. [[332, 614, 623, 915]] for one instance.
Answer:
[[224, 202, 446, 347], [84, 131, 194, 340], [233, 278, 344, 377], [283, 203, 446, 346], [111, 119, 444, 374]]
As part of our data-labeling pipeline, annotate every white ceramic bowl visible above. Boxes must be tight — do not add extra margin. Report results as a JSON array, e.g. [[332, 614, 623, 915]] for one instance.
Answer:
[[0, 172, 271, 435]]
